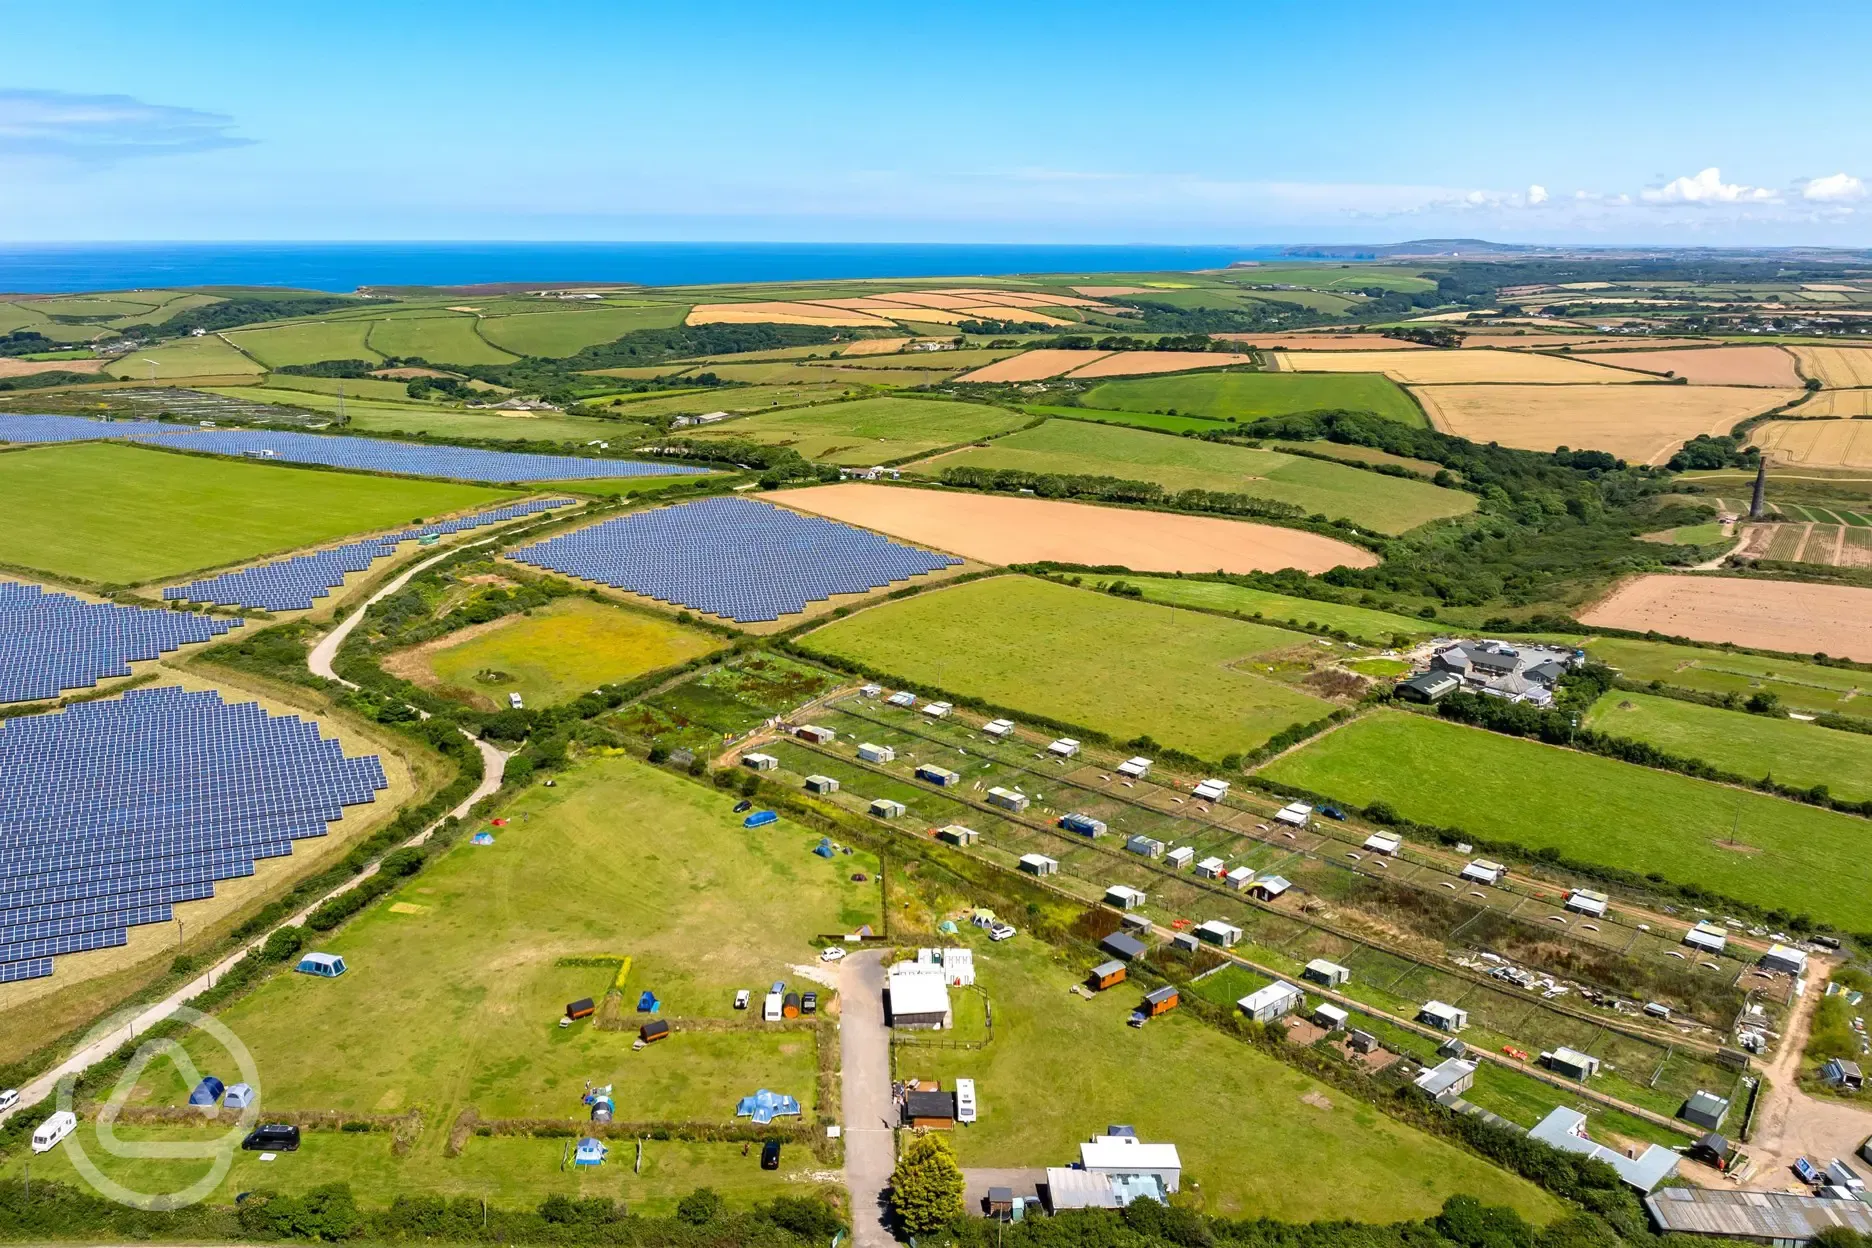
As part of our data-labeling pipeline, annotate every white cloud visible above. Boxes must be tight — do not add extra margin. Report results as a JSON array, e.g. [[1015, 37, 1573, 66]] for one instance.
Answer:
[[0, 88, 251, 162], [1527, 184, 1549, 205], [1640, 167, 1777, 204], [1803, 172, 1865, 202]]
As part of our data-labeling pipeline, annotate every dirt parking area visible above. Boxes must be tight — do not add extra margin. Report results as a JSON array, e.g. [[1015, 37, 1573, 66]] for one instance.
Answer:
[[1579, 574, 1872, 661]]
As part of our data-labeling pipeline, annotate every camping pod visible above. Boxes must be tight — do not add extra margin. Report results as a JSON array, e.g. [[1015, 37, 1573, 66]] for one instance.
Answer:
[[782, 991, 801, 1018], [566, 997, 596, 1021], [640, 1020, 671, 1044]]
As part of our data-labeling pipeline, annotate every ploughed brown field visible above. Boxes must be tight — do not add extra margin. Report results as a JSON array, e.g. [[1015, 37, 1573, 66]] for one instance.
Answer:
[[1574, 345, 1802, 387]]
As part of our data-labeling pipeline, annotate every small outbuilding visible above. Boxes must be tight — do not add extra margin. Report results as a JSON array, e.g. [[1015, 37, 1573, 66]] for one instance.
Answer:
[[1194, 919, 1241, 947], [1195, 856, 1227, 879], [1313, 1002, 1349, 1031], [1414, 1058, 1477, 1100], [1101, 932, 1148, 961], [1060, 813, 1107, 838], [1684, 922, 1728, 955], [1564, 888, 1609, 918], [1303, 959, 1351, 989], [904, 1090, 957, 1129], [887, 691, 916, 708], [1125, 835, 1165, 859], [1398, 672, 1459, 703], [1226, 866, 1256, 891], [922, 701, 953, 719], [983, 718, 1015, 739], [1165, 846, 1194, 870], [640, 1019, 671, 1044], [1761, 944, 1809, 976], [1106, 884, 1148, 910], [1822, 1058, 1863, 1091], [1192, 778, 1229, 802], [915, 764, 960, 787], [1679, 1090, 1731, 1131], [1418, 1000, 1468, 1032], [1089, 960, 1128, 991], [937, 824, 980, 847], [1141, 986, 1179, 1017], [742, 752, 779, 772], [1047, 738, 1081, 759], [1250, 876, 1291, 902], [1019, 853, 1059, 876], [858, 743, 895, 764], [795, 725, 835, 745], [566, 997, 596, 1021], [1274, 802, 1312, 828], [870, 797, 906, 818], [986, 786, 1029, 813], [1117, 757, 1152, 779], [1238, 981, 1303, 1023], [1461, 859, 1505, 886], [1543, 1047, 1602, 1081], [804, 774, 840, 795], [1362, 831, 1402, 856]]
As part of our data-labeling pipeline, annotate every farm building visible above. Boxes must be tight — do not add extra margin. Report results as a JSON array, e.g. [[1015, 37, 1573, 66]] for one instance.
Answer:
[[1141, 986, 1179, 1017], [1304, 959, 1351, 989], [295, 952, 346, 978], [1048, 738, 1081, 758], [742, 752, 779, 772], [1313, 1002, 1349, 1030], [1761, 944, 1809, 976], [1532, 1108, 1678, 1193], [1126, 835, 1165, 859], [1461, 859, 1506, 886], [1275, 802, 1313, 828], [1195, 856, 1227, 879], [887, 691, 916, 707], [1238, 981, 1303, 1023], [1081, 1134, 1182, 1195], [1418, 1001, 1468, 1032], [574, 1138, 608, 1167], [1685, 922, 1728, 955], [1398, 671, 1460, 703], [1192, 778, 1230, 802], [922, 701, 953, 718], [983, 718, 1015, 739], [1060, 813, 1107, 838], [904, 1089, 958, 1129], [986, 786, 1029, 813], [1565, 888, 1609, 917], [1019, 853, 1059, 876], [1250, 876, 1291, 901], [861, 684, 883, 697], [1166, 846, 1194, 870], [1089, 960, 1128, 991], [1431, 641, 1579, 702], [804, 774, 840, 795], [870, 797, 906, 818], [1414, 1058, 1477, 1100], [1195, 919, 1242, 947], [1680, 1090, 1731, 1131], [795, 725, 835, 745], [937, 824, 979, 847], [1117, 757, 1152, 779], [1644, 1185, 1872, 1242], [1101, 931, 1148, 961], [915, 764, 960, 787], [1105, 884, 1148, 910], [1226, 866, 1256, 891], [1544, 1047, 1602, 1080], [858, 742, 894, 764], [1362, 831, 1402, 856], [887, 964, 954, 1029]]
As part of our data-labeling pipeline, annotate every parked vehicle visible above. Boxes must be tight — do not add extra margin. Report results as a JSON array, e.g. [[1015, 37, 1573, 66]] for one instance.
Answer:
[[1321, 806, 1347, 821], [0, 1089, 18, 1113], [733, 989, 750, 1011], [242, 1124, 301, 1152], [1795, 1157, 1823, 1186], [801, 991, 818, 1014], [760, 1140, 781, 1170], [989, 923, 1016, 942], [820, 946, 847, 963]]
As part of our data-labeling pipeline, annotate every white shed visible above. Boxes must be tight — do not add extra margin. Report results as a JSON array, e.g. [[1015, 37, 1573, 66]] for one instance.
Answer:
[[1047, 738, 1081, 759], [1192, 779, 1230, 802], [742, 752, 778, 772], [1238, 981, 1304, 1022], [921, 701, 953, 718], [1117, 757, 1152, 779], [1303, 959, 1351, 989], [983, 718, 1015, 738], [1564, 889, 1609, 917], [870, 797, 906, 818], [1418, 1000, 1469, 1032], [1019, 853, 1059, 876], [986, 786, 1030, 813], [1313, 1002, 1350, 1030], [1362, 831, 1402, 856], [1275, 802, 1312, 828], [937, 824, 979, 847], [1684, 922, 1727, 955], [1195, 919, 1242, 947], [1194, 857, 1227, 880], [1225, 866, 1255, 891], [1761, 944, 1808, 976], [1106, 884, 1148, 911], [1461, 859, 1505, 886], [1166, 846, 1195, 870], [858, 742, 895, 764]]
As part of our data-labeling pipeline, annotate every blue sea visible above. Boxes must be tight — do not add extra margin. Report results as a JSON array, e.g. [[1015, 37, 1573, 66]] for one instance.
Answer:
[[0, 241, 1348, 295]]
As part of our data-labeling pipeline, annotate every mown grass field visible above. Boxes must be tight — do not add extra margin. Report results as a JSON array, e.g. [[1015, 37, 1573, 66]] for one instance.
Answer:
[[1260, 710, 1872, 928], [366, 315, 519, 366], [911, 936, 1560, 1222], [224, 321, 381, 368], [1101, 577, 1438, 643], [800, 575, 1336, 758], [0, 442, 513, 584], [589, 384, 850, 418], [921, 420, 1472, 533], [1586, 689, 1872, 802], [1082, 371, 1425, 426], [478, 304, 689, 357], [1021, 404, 1229, 434], [405, 597, 723, 709], [1587, 636, 1871, 716], [688, 396, 1026, 464], [102, 334, 265, 378]]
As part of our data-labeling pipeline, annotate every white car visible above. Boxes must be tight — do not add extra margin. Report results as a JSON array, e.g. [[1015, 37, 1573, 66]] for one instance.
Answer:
[[819, 946, 848, 963], [0, 1088, 17, 1113], [988, 923, 1017, 942], [733, 989, 750, 1010]]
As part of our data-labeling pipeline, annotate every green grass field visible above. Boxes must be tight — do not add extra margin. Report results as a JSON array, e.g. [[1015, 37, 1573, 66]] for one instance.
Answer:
[[589, 384, 851, 418], [921, 420, 1472, 533], [1022, 405, 1230, 434], [1273, 441, 1448, 477], [0, 442, 513, 584], [799, 575, 1336, 758], [409, 598, 723, 709], [204, 385, 634, 444], [1586, 636, 1870, 716], [1586, 690, 1872, 802], [1218, 266, 1439, 293], [689, 396, 1027, 464], [1260, 710, 1872, 928], [911, 937, 1559, 1222], [1082, 372, 1425, 426], [1103, 577, 1438, 643], [366, 316, 519, 366], [224, 321, 381, 368], [478, 305, 689, 357], [705, 362, 943, 387], [103, 335, 265, 379], [262, 373, 441, 403]]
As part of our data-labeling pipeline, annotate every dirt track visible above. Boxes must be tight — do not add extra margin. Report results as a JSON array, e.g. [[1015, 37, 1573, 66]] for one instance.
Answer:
[[1739, 963, 1872, 1187], [1579, 574, 1872, 661]]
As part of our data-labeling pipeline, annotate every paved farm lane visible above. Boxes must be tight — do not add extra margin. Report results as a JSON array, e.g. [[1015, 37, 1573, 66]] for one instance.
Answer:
[[841, 949, 896, 1248]]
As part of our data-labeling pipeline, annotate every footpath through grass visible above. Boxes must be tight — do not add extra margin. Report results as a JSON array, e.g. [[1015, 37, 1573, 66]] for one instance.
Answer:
[[1081, 371, 1426, 426], [1259, 710, 1872, 928], [0, 442, 514, 584], [799, 574, 1337, 759]]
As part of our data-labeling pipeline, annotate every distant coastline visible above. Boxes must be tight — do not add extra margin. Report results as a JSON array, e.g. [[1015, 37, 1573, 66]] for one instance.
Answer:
[[0, 241, 1328, 295]]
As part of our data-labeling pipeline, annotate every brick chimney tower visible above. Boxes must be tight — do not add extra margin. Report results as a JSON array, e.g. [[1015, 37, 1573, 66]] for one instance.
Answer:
[[1748, 458, 1767, 521]]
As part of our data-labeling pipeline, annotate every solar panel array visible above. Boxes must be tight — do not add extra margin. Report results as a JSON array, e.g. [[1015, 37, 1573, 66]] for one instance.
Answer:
[[507, 495, 960, 622], [0, 582, 245, 704], [165, 498, 575, 611], [0, 685, 388, 982], [0, 414, 183, 444]]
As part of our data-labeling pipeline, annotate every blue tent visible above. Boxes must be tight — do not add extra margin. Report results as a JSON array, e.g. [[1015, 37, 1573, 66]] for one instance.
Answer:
[[735, 1089, 802, 1125], [813, 838, 835, 859], [573, 1137, 607, 1167], [224, 1082, 256, 1109], [295, 952, 346, 978], [636, 991, 660, 1013], [188, 1076, 225, 1106], [744, 810, 777, 828]]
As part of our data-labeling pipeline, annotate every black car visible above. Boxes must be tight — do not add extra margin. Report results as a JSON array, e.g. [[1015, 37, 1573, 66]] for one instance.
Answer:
[[801, 991, 818, 1014], [760, 1140, 781, 1170], [734, 800, 752, 813], [242, 1124, 301, 1152]]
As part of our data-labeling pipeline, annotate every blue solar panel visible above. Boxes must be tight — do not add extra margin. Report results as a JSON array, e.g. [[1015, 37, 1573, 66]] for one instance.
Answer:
[[0, 414, 701, 483], [0, 685, 388, 982], [0, 582, 244, 704], [506, 496, 961, 622], [165, 498, 576, 611]]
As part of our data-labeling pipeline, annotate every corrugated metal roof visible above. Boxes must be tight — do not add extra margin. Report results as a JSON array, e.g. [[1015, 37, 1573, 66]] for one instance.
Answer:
[[1646, 1187, 1872, 1239]]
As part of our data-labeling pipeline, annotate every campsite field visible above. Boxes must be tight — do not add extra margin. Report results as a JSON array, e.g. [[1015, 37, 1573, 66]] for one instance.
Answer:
[[394, 597, 723, 710], [915, 419, 1472, 533], [1412, 385, 1798, 464], [1080, 370, 1425, 426], [1585, 689, 1872, 802], [0, 442, 513, 584], [798, 574, 1338, 758], [1101, 576, 1440, 643], [908, 937, 1560, 1223], [1752, 418, 1872, 468], [1258, 710, 1872, 928], [1579, 574, 1872, 661], [686, 395, 1025, 463], [1586, 635, 1870, 715]]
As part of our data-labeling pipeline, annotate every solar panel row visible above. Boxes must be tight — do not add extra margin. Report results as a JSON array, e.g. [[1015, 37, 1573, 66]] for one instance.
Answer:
[[0, 414, 179, 444], [164, 497, 575, 611], [0, 581, 245, 704], [507, 495, 960, 622], [0, 686, 388, 982]]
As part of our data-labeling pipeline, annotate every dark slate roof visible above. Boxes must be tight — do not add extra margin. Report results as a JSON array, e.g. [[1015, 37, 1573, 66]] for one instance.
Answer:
[[1101, 932, 1148, 960], [905, 1091, 956, 1120]]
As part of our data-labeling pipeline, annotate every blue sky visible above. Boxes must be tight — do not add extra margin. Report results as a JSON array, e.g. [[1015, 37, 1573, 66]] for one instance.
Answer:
[[2, 0, 1868, 245]]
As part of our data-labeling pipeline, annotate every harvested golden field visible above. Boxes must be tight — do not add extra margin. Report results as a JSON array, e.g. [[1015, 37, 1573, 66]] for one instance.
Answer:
[[687, 302, 891, 327], [957, 349, 1112, 382], [1414, 384, 1799, 464], [1580, 574, 1872, 661], [1574, 345, 1801, 387], [774, 483, 1377, 573], [838, 337, 911, 354], [1272, 348, 1645, 384], [956, 306, 1076, 326], [1792, 390, 1872, 417], [935, 287, 1108, 308], [1213, 333, 1422, 350], [1064, 351, 1251, 378], [1473, 335, 1713, 350], [1804, 284, 1867, 293], [1791, 345, 1872, 388], [1752, 419, 1872, 468], [0, 356, 107, 377]]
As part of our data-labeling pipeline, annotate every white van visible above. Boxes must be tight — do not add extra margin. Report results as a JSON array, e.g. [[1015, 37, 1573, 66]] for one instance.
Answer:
[[0, 1088, 18, 1113], [32, 1110, 76, 1153], [763, 992, 783, 1023]]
